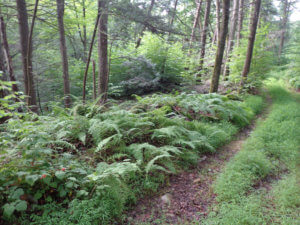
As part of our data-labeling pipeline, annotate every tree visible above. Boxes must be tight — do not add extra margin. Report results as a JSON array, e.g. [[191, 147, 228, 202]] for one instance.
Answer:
[[236, 0, 244, 46], [278, 0, 292, 61], [223, 0, 239, 78], [135, 0, 156, 49], [82, 3, 101, 103], [0, 14, 19, 93], [210, 0, 230, 93], [189, 0, 203, 50], [198, 0, 211, 74], [98, 0, 109, 104], [16, 0, 37, 112], [56, 0, 71, 108], [240, 0, 262, 90]]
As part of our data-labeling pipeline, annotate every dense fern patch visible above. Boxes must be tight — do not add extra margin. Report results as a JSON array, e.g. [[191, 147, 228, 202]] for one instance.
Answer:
[[0, 92, 263, 224]]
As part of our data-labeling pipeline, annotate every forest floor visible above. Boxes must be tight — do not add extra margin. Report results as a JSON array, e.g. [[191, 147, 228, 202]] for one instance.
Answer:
[[125, 95, 273, 225]]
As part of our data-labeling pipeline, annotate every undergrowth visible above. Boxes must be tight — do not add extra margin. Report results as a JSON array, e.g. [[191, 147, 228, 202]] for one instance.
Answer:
[[204, 84, 300, 224], [0, 90, 263, 224]]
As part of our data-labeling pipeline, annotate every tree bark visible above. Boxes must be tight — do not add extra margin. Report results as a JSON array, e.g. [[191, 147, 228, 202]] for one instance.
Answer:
[[97, 0, 109, 104], [16, 0, 37, 111], [82, 6, 101, 103], [189, 0, 203, 49], [82, 0, 87, 61], [209, 0, 230, 93], [240, 0, 262, 89], [92, 59, 96, 100], [198, 0, 211, 74], [223, 0, 239, 78], [0, 36, 7, 98], [278, 0, 290, 61], [236, 0, 244, 46], [214, 0, 221, 44], [0, 15, 19, 93], [56, 0, 71, 108], [135, 0, 155, 49]]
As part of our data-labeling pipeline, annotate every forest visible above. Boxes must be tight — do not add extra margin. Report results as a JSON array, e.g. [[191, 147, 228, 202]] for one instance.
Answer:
[[0, 0, 299, 224]]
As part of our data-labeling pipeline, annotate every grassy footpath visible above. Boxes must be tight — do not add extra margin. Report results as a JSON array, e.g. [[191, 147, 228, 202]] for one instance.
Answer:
[[203, 85, 300, 225]]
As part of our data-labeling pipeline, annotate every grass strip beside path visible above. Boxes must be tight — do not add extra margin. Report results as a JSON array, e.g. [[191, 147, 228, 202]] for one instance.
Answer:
[[204, 85, 300, 225]]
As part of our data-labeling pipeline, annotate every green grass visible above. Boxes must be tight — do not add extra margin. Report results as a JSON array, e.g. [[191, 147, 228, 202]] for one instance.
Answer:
[[204, 84, 300, 224]]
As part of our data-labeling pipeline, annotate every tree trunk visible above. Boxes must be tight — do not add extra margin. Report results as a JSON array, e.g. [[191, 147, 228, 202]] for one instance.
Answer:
[[236, 0, 244, 46], [278, 0, 290, 61], [169, 0, 179, 28], [135, 0, 155, 49], [240, 0, 262, 89], [214, 0, 221, 44], [198, 0, 211, 74], [82, 0, 87, 61], [56, 0, 71, 108], [97, 0, 109, 104], [16, 0, 37, 111], [223, 0, 239, 78], [0, 36, 7, 98], [0, 15, 19, 93], [82, 6, 101, 103], [189, 0, 203, 49], [209, 0, 230, 93], [92, 60, 96, 100]]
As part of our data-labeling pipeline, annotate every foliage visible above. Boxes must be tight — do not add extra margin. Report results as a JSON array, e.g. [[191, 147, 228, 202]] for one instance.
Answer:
[[0, 89, 263, 224], [205, 83, 300, 224], [228, 24, 276, 92]]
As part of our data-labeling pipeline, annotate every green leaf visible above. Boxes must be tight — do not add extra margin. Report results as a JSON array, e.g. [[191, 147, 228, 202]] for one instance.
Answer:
[[59, 188, 67, 197], [49, 182, 58, 188], [3, 203, 15, 217], [78, 132, 86, 144], [76, 190, 89, 197], [55, 171, 66, 180], [66, 181, 73, 188], [25, 175, 39, 186], [15, 200, 27, 211], [34, 192, 43, 201], [11, 188, 24, 200]]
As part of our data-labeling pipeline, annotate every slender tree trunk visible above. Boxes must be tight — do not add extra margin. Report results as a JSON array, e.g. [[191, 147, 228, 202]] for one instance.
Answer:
[[189, 0, 203, 50], [0, 37, 7, 98], [16, 0, 37, 111], [82, 0, 87, 61], [223, 0, 239, 78], [97, 0, 109, 104], [82, 7, 101, 103], [26, 0, 39, 111], [240, 0, 262, 90], [198, 0, 211, 75], [278, 0, 290, 62], [169, 0, 178, 29], [135, 0, 155, 49], [236, 0, 244, 46], [210, 0, 230, 93], [73, 0, 87, 62], [92, 59, 96, 100], [56, 0, 71, 108], [0, 15, 19, 93], [196, 0, 203, 34], [214, 0, 221, 44]]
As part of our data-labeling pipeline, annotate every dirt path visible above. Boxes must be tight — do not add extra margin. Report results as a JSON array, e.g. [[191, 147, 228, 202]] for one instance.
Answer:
[[125, 99, 271, 225]]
